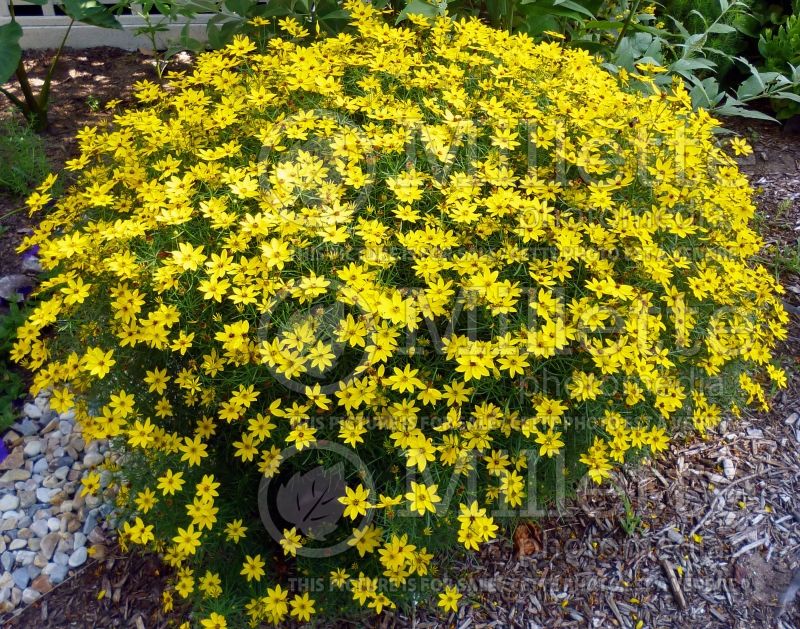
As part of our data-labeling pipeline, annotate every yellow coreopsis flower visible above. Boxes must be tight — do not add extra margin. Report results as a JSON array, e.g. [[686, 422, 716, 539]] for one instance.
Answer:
[[280, 527, 303, 556], [240, 554, 266, 582], [199, 612, 226, 629], [172, 524, 202, 555], [438, 585, 461, 613], [157, 469, 185, 496], [224, 519, 247, 543], [405, 482, 441, 516], [339, 484, 372, 520]]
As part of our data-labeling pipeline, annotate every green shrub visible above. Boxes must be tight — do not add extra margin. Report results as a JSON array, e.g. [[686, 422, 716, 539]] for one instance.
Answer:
[[0, 116, 48, 196], [12, 6, 788, 626], [661, 0, 759, 78], [0, 302, 29, 431], [759, 0, 800, 117]]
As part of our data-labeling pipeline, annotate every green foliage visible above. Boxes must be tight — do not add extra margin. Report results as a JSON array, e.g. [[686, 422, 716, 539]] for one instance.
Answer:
[[0, 302, 28, 432], [0, 115, 48, 197], [618, 492, 642, 536], [386, 0, 800, 120], [661, 0, 759, 77], [132, 0, 353, 74], [0, 21, 23, 87], [758, 0, 800, 117], [441, 0, 601, 35]]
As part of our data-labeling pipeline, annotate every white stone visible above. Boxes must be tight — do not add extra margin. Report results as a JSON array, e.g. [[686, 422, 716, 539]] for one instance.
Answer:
[[73, 532, 86, 550], [21, 587, 40, 605], [22, 404, 42, 420], [47, 517, 60, 533], [39, 533, 59, 561], [0, 495, 20, 511], [33, 395, 49, 410], [21, 257, 41, 273], [9, 539, 26, 551], [82, 452, 103, 468], [16, 551, 35, 566], [0, 470, 30, 484], [67, 547, 87, 568], [11, 567, 29, 589], [32, 459, 48, 475], [29, 520, 48, 538], [44, 562, 68, 584], [36, 488, 57, 504], [42, 476, 60, 489], [23, 440, 42, 458], [41, 419, 59, 435]]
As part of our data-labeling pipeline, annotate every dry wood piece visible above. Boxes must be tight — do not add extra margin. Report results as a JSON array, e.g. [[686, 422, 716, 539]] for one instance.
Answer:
[[731, 536, 770, 559], [660, 557, 687, 610], [512, 521, 543, 558]]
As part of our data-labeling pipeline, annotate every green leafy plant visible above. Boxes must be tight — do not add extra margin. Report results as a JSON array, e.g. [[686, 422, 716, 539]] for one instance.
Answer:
[[0, 115, 48, 196], [178, 0, 351, 50], [592, 0, 800, 120], [758, 0, 800, 117], [0, 0, 123, 130], [661, 0, 760, 78], [0, 302, 28, 431], [394, 0, 800, 120], [618, 492, 642, 536]]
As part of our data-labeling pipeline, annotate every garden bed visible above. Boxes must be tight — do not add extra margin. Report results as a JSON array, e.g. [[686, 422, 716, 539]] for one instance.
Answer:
[[2, 45, 800, 628]]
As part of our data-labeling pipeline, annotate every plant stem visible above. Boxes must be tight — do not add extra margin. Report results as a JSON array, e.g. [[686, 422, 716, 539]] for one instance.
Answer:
[[14, 61, 39, 114], [39, 18, 75, 115], [0, 206, 28, 223], [7, 0, 44, 128], [614, 0, 641, 50], [0, 85, 26, 111]]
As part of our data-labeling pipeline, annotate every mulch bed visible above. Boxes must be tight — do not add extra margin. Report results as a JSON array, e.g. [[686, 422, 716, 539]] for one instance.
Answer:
[[2, 49, 800, 629], [5, 546, 176, 628]]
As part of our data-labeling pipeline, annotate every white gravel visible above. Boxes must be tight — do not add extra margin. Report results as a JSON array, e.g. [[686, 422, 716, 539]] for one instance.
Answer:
[[0, 392, 114, 615]]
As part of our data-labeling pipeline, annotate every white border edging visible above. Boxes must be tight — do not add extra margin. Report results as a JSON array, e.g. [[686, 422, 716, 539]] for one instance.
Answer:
[[1, 1, 211, 51]]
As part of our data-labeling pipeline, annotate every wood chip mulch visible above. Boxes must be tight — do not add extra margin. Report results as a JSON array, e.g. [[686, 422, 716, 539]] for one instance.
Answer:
[[5, 547, 175, 628]]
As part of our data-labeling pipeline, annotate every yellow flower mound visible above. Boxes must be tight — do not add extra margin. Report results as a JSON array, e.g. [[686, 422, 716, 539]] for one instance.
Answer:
[[13, 2, 788, 624]]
